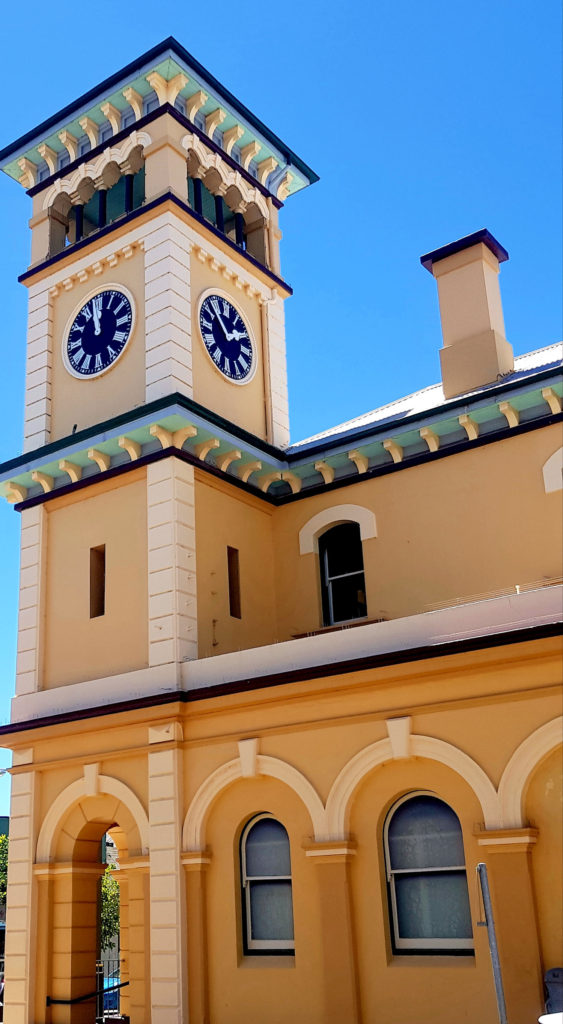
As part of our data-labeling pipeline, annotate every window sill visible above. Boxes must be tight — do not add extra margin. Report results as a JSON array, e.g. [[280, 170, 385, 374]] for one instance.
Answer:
[[239, 955, 296, 969], [387, 953, 475, 967], [292, 615, 387, 639]]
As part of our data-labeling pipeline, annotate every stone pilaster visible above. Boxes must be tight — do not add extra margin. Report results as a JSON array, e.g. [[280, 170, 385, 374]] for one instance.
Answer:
[[16, 506, 47, 696], [24, 282, 52, 452], [144, 212, 192, 402], [3, 757, 36, 1024]]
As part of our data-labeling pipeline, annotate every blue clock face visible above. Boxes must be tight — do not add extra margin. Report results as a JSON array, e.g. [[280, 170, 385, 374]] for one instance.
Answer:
[[65, 289, 133, 377], [199, 294, 254, 382]]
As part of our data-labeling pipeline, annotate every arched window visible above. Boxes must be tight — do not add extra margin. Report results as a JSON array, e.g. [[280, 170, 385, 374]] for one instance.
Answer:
[[240, 815, 294, 953], [318, 522, 367, 626], [384, 793, 473, 952]]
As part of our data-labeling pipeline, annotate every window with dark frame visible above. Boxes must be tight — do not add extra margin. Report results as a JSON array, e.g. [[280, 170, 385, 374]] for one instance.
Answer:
[[318, 522, 367, 626], [384, 793, 474, 954], [90, 545, 106, 618], [240, 815, 295, 953], [227, 546, 241, 618]]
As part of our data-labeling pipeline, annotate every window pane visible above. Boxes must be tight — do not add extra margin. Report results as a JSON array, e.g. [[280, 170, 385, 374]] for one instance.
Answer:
[[330, 573, 367, 623], [246, 819, 291, 877], [395, 871, 473, 939], [249, 881, 294, 941], [388, 796, 465, 870], [323, 523, 364, 577]]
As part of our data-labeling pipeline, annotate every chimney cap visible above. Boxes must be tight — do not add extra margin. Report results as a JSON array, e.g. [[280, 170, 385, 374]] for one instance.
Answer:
[[420, 229, 509, 273]]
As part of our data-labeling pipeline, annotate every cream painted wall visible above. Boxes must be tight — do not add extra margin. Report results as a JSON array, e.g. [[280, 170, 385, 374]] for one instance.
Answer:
[[190, 257, 268, 439], [194, 473, 276, 658], [525, 745, 563, 968], [50, 250, 146, 440], [43, 473, 148, 687]]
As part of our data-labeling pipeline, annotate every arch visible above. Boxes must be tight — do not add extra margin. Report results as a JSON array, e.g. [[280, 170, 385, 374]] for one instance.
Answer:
[[42, 130, 152, 210], [325, 734, 500, 838], [542, 446, 563, 493], [36, 773, 150, 862], [183, 754, 326, 851], [498, 717, 563, 828], [299, 503, 377, 555]]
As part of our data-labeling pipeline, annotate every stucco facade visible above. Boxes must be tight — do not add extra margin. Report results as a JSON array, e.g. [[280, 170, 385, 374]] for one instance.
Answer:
[[0, 36, 561, 1024]]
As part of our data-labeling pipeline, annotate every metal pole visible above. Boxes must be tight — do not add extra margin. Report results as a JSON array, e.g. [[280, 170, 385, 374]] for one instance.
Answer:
[[477, 862, 509, 1024]]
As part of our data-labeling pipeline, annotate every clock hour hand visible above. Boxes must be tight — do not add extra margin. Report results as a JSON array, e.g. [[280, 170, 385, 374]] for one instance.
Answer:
[[92, 299, 102, 336]]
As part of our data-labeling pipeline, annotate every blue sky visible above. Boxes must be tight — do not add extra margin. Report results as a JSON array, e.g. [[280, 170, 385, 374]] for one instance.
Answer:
[[0, 0, 560, 812]]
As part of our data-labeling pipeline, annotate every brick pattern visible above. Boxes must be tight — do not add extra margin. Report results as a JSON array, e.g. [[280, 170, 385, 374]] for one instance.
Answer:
[[3, 769, 35, 1024], [24, 284, 53, 452], [147, 459, 197, 667], [265, 293, 290, 448], [16, 506, 46, 696], [148, 742, 188, 1024], [144, 214, 193, 403]]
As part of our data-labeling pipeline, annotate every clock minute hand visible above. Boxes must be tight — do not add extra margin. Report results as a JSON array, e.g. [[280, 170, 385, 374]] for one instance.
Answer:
[[215, 311, 231, 339], [92, 300, 102, 336]]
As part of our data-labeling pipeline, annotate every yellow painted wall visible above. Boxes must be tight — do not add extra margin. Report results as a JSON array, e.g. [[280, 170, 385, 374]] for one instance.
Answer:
[[190, 258, 268, 439], [50, 250, 145, 441], [43, 473, 148, 687], [273, 424, 563, 639], [194, 473, 276, 658], [525, 745, 563, 968]]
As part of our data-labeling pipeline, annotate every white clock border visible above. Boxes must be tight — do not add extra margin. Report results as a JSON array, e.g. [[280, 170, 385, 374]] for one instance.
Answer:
[[197, 286, 258, 387], [61, 282, 137, 381]]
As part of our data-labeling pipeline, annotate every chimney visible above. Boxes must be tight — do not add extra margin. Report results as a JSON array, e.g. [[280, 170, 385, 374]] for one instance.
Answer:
[[421, 229, 514, 399]]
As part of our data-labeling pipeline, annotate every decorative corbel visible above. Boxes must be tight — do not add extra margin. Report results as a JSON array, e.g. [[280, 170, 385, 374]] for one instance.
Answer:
[[37, 144, 57, 175], [541, 387, 562, 415], [458, 414, 479, 441], [59, 459, 82, 483], [240, 141, 260, 170], [383, 439, 403, 464], [499, 401, 519, 429], [149, 424, 173, 449], [257, 156, 278, 185], [277, 171, 294, 201], [281, 472, 302, 494], [18, 158, 37, 188], [173, 425, 198, 449], [259, 471, 282, 492], [100, 102, 121, 135], [122, 87, 143, 120], [78, 117, 99, 148], [58, 130, 78, 162], [222, 124, 244, 155], [314, 460, 334, 485], [215, 449, 242, 473], [193, 438, 220, 462], [349, 449, 369, 474], [186, 90, 208, 121], [237, 460, 262, 483], [31, 470, 54, 493], [205, 108, 226, 138], [6, 482, 27, 504], [88, 448, 111, 472], [118, 436, 141, 461], [420, 426, 440, 452]]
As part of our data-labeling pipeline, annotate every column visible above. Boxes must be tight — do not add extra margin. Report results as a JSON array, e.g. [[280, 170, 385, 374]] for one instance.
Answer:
[[148, 725, 188, 1024], [15, 506, 47, 697], [478, 828, 544, 1024], [3, 755, 36, 1024], [304, 841, 360, 1024], [183, 853, 211, 1024], [117, 859, 150, 1024], [147, 458, 197, 668], [144, 212, 193, 402], [261, 292, 290, 448], [23, 283, 52, 451]]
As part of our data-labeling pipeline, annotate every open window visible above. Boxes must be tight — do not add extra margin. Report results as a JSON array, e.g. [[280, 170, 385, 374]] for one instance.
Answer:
[[319, 522, 367, 625], [384, 793, 473, 953], [240, 815, 294, 953]]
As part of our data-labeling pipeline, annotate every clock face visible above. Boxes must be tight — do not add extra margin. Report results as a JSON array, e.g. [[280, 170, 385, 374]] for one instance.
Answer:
[[199, 294, 255, 383], [63, 288, 134, 378]]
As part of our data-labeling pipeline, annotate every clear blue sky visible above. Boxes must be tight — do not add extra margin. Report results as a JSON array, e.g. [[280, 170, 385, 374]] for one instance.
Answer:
[[0, 0, 560, 812]]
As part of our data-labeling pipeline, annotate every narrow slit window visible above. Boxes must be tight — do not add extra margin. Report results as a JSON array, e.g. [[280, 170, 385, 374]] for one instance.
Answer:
[[227, 546, 241, 618], [90, 545, 106, 618]]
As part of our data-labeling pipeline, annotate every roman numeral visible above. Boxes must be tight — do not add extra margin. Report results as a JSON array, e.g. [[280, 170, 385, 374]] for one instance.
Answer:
[[71, 322, 84, 333], [222, 299, 230, 316], [68, 339, 82, 351], [224, 358, 231, 375], [204, 333, 215, 345], [238, 356, 248, 370], [72, 347, 85, 366], [95, 353, 103, 371], [212, 347, 222, 363], [201, 318, 212, 330], [82, 306, 92, 322], [210, 298, 221, 316], [93, 296, 103, 313], [107, 293, 115, 308], [113, 331, 127, 343], [116, 315, 130, 326], [114, 300, 125, 315], [81, 354, 92, 371], [107, 345, 117, 359], [240, 345, 251, 356]]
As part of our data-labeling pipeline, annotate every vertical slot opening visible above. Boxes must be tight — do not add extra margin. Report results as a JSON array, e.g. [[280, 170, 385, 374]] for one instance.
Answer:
[[90, 545, 106, 618], [227, 546, 241, 619]]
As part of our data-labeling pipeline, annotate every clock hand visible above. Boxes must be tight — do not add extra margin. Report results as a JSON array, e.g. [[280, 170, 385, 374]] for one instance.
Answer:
[[215, 312, 230, 339], [92, 300, 101, 336]]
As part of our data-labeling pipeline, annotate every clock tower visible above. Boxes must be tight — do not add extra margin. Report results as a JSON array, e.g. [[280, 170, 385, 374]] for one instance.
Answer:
[[0, 38, 317, 1023]]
